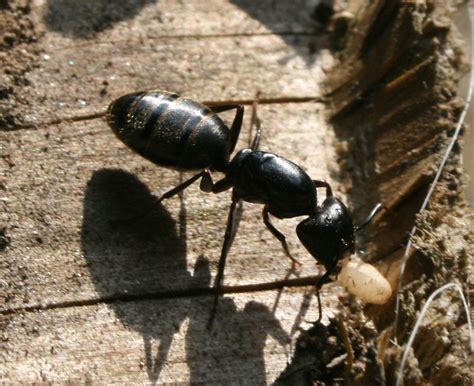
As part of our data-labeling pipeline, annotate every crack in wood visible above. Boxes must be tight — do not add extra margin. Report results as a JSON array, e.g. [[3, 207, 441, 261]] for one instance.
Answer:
[[47, 32, 323, 51], [7, 96, 327, 131], [0, 275, 319, 315]]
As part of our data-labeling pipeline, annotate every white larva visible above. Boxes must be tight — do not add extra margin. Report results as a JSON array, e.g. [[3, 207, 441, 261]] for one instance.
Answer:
[[335, 256, 392, 304]]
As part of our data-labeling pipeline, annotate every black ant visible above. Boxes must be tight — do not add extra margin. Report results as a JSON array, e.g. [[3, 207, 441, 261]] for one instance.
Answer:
[[107, 90, 384, 326]]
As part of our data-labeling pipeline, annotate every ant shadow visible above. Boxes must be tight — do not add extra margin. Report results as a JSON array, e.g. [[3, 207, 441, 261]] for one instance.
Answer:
[[230, 0, 330, 66], [43, 0, 329, 64], [43, 0, 157, 39], [81, 169, 290, 384]]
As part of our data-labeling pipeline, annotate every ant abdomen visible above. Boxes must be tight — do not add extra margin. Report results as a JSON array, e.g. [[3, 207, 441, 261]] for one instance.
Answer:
[[107, 90, 231, 171]]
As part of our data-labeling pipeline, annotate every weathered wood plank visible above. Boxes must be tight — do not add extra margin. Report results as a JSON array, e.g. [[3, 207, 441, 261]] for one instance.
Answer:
[[1, 289, 343, 383], [22, 0, 332, 126], [23, 35, 331, 125], [32, 0, 320, 39], [1, 2, 345, 384]]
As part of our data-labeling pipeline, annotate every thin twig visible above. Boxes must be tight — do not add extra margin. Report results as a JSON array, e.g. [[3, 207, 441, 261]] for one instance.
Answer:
[[396, 283, 473, 386]]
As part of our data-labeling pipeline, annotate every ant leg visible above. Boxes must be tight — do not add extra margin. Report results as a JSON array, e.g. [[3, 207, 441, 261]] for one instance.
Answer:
[[313, 179, 333, 197], [208, 197, 240, 329], [200, 173, 233, 194], [355, 203, 386, 232], [122, 170, 208, 223], [262, 206, 301, 266], [156, 170, 209, 201], [314, 267, 335, 323], [210, 175, 245, 253], [209, 104, 244, 154], [249, 91, 262, 150], [249, 111, 261, 151]]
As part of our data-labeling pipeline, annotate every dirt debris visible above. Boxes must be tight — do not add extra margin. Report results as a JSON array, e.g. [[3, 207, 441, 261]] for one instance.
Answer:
[[0, 0, 39, 129]]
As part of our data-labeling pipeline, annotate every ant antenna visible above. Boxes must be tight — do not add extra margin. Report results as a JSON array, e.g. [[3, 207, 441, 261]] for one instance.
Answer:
[[315, 288, 323, 323], [355, 203, 386, 233], [249, 90, 262, 150], [313, 268, 334, 323]]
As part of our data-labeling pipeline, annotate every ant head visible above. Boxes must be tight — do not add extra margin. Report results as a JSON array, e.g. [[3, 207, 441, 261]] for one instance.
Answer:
[[296, 196, 355, 270]]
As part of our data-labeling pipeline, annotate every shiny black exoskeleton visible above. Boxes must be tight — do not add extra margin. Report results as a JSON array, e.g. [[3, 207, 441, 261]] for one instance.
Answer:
[[297, 196, 355, 282], [107, 90, 383, 324], [227, 149, 317, 217], [108, 90, 241, 172]]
